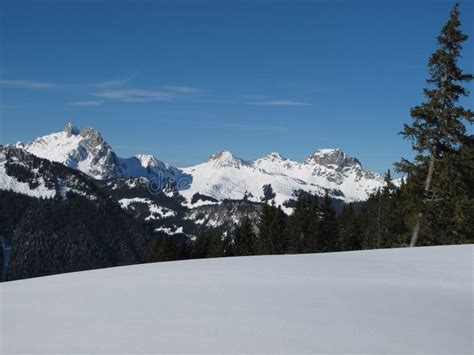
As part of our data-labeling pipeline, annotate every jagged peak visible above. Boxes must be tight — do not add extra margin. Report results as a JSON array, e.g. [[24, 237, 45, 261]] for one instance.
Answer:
[[264, 152, 287, 160], [80, 126, 101, 138], [304, 148, 361, 169], [64, 122, 80, 137], [208, 150, 248, 168], [77, 126, 108, 148], [209, 150, 233, 160], [135, 154, 159, 167]]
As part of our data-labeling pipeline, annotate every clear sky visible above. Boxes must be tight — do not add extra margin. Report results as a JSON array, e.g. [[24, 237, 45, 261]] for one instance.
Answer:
[[0, 0, 473, 174]]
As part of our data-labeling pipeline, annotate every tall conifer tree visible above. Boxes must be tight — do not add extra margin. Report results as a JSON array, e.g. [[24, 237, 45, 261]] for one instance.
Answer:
[[398, 3, 473, 246]]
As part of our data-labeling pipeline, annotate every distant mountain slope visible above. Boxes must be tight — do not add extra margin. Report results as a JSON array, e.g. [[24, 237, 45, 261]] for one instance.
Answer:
[[2, 245, 471, 354]]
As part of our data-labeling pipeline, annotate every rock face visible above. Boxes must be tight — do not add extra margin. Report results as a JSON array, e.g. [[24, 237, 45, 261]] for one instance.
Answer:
[[25, 123, 122, 180], [304, 149, 361, 170]]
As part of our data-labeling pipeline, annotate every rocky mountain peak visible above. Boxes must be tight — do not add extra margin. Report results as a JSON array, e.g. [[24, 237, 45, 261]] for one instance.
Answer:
[[304, 148, 361, 170], [265, 152, 287, 161], [209, 150, 248, 168], [64, 122, 80, 137], [79, 126, 104, 143]]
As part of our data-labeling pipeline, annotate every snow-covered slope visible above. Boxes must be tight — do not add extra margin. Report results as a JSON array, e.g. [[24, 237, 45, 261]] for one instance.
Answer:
[[181, 149, 384, 212], [25, 123, 178, 181], [0, 148, 56, 198], [2, 245, 471, 354], [118, 197, 176, 220], [0, 146, 99, 200]]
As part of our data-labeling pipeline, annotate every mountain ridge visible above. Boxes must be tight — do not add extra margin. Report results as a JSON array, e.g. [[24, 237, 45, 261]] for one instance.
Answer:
[[12, 123, 388, 214]]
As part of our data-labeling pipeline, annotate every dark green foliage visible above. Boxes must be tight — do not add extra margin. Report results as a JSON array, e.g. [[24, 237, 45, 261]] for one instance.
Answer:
[[412, 136, 474, 244], [399, 3, 472, 158], [397, 3, 473, 245], [256, 202, 287, 254], [0, 242, 3, 281], [318, 193, 338, 252], [191, 193, 219, 205], [234, 217, 257, 256], [2, 190, 150, 281], [149, 234, 190, 262], [337, 204, 363, 251], [261, 184, 276, 202], [286, 193, 320, 253]]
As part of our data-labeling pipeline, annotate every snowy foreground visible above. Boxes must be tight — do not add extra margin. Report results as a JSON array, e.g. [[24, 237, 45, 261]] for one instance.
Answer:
[[1, 245, 472, 354]]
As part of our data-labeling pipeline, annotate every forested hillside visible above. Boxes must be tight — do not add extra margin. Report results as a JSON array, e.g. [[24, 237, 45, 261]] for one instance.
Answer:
[[0, 190, 152, 281]]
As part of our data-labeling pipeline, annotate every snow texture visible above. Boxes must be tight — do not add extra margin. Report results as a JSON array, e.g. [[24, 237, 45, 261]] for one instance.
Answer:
[[1, 245, 472, 354]]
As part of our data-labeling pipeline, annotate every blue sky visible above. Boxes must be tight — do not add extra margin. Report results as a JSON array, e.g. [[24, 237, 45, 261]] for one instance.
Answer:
[[0, 0, 473, 173]]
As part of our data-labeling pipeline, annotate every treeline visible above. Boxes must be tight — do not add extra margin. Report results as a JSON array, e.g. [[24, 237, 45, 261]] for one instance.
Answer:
[[150, 136, 473, 262]]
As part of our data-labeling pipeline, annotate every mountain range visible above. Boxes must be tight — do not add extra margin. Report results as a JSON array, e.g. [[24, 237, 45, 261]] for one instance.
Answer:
[[2, 123, 389, 234]]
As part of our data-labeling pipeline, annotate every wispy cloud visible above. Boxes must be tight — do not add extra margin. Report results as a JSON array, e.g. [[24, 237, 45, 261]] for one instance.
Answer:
[[247, 100, 311, 107], [91, 71, 139, 88], [94, 89, 174, 103], [0, 71, 139, 91], [164, 85, 204, 94], [66, 100, 104, 107], [0, 79, 57, 89]]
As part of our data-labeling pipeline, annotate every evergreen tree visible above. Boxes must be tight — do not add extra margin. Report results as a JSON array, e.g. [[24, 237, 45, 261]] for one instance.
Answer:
[[221, 233, 235, 257], [418, 136, 474, 244], [376, 170, 393, 248], [207, 232, 225, 258], [397, 3, 473, 246], [338, 204, 364, 251], [234, 217, 256, 256], [192, 234, 211, 258], [318, 193, 338, 252], [0, 242, 4, 282], [261, 184, 276, 202], [286, 193, 319, 253], [257, 202, 287, 254]]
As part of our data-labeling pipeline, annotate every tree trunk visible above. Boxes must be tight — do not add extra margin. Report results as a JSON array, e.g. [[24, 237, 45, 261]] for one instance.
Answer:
[[377, 192, 382, 248], [410, 147, 437, 247]]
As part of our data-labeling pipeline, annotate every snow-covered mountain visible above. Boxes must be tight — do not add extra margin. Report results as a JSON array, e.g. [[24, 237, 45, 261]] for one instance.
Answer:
[[0, 145, 101, 200], [181, 149, 384, 212], [11, 123, 386, 217], [25, 123, 179, 182]]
